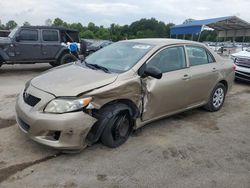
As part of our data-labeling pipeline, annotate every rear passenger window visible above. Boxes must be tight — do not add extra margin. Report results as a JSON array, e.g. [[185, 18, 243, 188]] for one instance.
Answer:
[[19, 29, 38, 41], [186, 46, 212, 66], [147, 46, 186, 73], [207, 52, 215, 63], [42, 30, 59, 41]]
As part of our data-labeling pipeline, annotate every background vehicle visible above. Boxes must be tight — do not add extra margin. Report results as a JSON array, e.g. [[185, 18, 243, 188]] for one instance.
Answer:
[[0, 26, 83, 67], [16, 39, 235, 151], [85, 40, 113, 56], [0, 30, 10, 37], [231, 48, 250, 82]]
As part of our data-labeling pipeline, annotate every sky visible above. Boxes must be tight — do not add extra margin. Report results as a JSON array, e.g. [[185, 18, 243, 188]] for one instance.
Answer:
[[1, 0, 250, 27]]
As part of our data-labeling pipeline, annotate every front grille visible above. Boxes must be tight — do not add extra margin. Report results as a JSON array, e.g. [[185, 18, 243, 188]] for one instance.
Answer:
[[235, 71, 250, 81], [236, 70, 250, 76], [17, 117, 30, 132], [235, 57, 250, 68], [23, 92, 41, 107]]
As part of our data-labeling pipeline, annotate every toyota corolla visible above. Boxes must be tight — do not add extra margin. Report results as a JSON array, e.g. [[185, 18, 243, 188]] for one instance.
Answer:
[[16, 39, 235, 151]]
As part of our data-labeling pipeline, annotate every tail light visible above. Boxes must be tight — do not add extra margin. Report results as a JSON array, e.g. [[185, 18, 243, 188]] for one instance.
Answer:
[[232, 64, 236, 71]]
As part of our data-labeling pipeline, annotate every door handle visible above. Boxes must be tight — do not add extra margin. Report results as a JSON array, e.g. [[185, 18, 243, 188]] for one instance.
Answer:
[[182, 74, 191, 80], [33, 44, 40, 47], [212, 67, 217, 72]]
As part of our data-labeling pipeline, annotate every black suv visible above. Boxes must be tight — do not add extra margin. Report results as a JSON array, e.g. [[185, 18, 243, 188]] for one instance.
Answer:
[[0, 26, 81, 67]]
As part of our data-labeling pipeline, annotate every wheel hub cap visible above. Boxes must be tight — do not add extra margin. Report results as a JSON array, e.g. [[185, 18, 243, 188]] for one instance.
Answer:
[[213, 88, 224, 108]]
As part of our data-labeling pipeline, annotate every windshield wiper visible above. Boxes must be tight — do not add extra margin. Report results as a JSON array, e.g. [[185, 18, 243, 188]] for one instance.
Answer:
[[82, 60, 111, 73]]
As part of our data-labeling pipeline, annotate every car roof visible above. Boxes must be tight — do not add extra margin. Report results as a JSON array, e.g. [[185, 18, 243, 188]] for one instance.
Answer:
[[20, 26, 79, 32], [122, 38, 204, 47]]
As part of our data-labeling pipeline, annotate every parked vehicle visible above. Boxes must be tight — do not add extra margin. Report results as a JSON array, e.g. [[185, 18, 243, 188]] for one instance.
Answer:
[[16, 39, 235, 151], [0, 30, 10, 37], [0, 26, 83, 68], [231, 49, 250, 82], [85, 40, 113, 56]]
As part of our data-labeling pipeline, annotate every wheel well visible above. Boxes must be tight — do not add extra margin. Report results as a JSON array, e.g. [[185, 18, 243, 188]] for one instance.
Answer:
[[219, 80, 228, 92], [57, 49, 70, 61], [86, 99, 139, 145], [100, 99, 140, 119]]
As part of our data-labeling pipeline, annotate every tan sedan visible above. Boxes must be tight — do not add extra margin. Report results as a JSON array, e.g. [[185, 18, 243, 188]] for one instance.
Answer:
[[16, 39, 235, 151]]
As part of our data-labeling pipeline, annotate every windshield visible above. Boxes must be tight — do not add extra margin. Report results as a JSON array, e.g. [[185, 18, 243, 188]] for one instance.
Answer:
[[8, 27, 19, 38], [85, 42, 153, 73]]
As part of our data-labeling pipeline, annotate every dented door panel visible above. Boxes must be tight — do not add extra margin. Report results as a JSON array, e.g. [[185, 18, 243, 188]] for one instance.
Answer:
[[141, 69, 189, 121]]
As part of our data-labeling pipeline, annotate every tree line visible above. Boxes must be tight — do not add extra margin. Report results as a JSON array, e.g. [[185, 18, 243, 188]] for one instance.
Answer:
[[0, 18, 248, 42]]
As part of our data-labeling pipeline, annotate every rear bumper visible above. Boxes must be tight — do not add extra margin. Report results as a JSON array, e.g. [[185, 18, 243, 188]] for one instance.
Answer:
[[235, 65, 250, 82], [15, 88, 97, 150]]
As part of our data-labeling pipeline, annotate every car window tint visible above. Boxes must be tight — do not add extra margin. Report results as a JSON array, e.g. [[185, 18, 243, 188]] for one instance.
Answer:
[[19, 29, 38, 41], [186, 46, 209, 66], [42, 30, 59, 41], [147, 46, 186, 73]]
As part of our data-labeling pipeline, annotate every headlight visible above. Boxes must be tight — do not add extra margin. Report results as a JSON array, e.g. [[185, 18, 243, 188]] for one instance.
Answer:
[[44, 97, 92, 114]]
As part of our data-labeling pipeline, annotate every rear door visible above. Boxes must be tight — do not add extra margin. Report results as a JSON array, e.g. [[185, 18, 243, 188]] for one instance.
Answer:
[[142, 45, 190, 121], [41, 29, 61, 60], [185, 45, 220, 107], [14, 28, 41, 61]]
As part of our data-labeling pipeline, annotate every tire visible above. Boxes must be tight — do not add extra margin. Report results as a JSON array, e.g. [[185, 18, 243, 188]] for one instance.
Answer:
[[100, 104, 133, 148], [204, 83, 226, 112], [50, 53, 77, 67]]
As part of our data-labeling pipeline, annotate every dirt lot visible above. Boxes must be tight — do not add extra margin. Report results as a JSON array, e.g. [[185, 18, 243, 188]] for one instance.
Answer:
[[0, 64, 250, 188]]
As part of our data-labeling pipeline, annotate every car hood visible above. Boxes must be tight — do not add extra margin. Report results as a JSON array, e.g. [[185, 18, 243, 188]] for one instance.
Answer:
[[31, 63, 118, 96], [0, 37, 11, 44], [232, 50, 250, 59]]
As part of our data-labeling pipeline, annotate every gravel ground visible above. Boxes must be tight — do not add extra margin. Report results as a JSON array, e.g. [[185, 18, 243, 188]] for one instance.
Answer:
[[0, 64, 250, 188]]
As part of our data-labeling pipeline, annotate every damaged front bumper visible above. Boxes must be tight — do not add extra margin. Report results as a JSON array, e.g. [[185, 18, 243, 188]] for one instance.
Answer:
[[15, 85, 97, 150]]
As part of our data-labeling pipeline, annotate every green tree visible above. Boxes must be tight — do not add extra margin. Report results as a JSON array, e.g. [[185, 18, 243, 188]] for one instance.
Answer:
[[95, 27, 110, 40], [88, 22, 98, 33], [5, 20, 17, 30], [81, 30, 95, 39], [0, 20, 5, 30], [53, 18, 64, 26]]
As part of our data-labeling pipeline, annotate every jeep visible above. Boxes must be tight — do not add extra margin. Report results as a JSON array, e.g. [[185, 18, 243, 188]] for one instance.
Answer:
[[0, 26, 81, 68]]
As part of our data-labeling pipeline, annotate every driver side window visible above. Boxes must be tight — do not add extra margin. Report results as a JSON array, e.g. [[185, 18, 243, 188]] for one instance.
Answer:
[[147, 46, 186, 73]]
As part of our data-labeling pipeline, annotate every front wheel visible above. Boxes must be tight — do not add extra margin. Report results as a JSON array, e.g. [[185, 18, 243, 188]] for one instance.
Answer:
[[100, 109, 132, 148], [204, 83, 226, 112]]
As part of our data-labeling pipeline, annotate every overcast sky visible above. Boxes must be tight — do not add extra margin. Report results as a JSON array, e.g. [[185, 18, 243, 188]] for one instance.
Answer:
[[1, 0, 250, 26]]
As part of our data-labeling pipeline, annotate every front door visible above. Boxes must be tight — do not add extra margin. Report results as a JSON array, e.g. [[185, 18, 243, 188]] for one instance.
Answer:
[[142, 46, 190, 121], [14, 28, 41, 61]]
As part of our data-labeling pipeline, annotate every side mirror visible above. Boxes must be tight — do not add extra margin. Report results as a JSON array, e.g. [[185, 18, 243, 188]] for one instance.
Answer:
[[143, 66, 162, 79], [15, 35, 21, 42]]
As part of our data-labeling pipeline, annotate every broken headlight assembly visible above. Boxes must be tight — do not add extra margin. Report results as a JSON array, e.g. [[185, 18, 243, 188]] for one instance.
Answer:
[[44, 97, 92, 114]]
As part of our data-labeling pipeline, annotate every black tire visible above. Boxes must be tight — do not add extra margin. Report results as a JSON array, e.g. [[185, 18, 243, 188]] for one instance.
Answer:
[[50, 53, 77, 67], [204, 83, 226, 112], [100, 104, 133, 148]]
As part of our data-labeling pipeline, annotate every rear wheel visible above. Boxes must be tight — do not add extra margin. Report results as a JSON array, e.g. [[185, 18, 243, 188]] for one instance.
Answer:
[[204, 83, 226, 112], [50, 53, 77, 67], [100, 105, 133, 148]]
